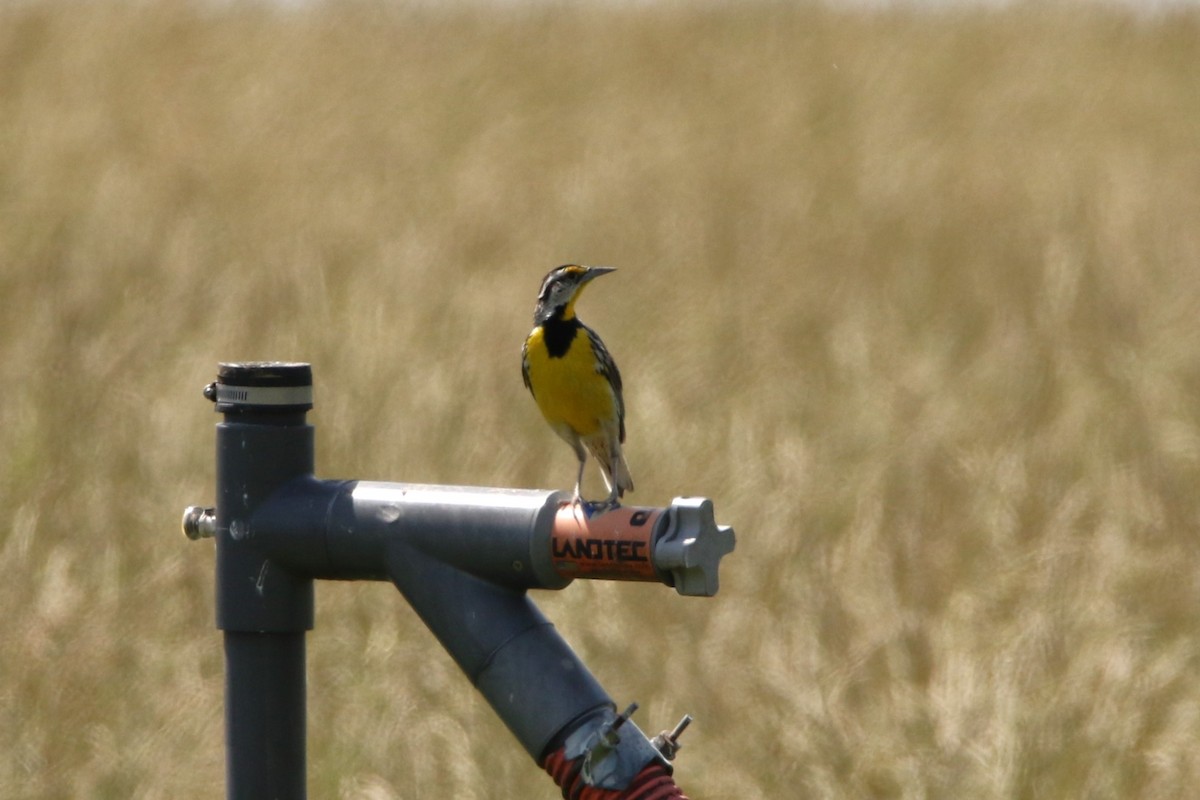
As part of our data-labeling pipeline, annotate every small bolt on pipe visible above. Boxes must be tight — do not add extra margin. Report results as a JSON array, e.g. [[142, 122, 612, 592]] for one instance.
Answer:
[[651, 715, 692, 762], [182, 506, 216, 540]]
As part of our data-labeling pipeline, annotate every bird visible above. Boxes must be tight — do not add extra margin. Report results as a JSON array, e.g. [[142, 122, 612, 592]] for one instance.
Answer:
[[521, 265, 634, 513]]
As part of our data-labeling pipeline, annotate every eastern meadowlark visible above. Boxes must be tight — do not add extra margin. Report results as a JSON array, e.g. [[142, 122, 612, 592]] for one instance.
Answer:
[[522, 265, 634, 512]]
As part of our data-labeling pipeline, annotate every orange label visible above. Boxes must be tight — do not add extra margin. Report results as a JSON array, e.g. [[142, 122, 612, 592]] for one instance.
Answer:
[[550, 505, 663, 582]]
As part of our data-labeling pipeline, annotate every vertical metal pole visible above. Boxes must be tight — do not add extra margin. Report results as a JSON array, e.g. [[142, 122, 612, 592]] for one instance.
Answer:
[[224, 632, 308, 800], [210, 363, 316, 800]]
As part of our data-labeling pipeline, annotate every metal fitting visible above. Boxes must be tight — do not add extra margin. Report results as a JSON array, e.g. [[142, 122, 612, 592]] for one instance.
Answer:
[[653, 497, 737, 597], [182, 506, 217, 540], [563, 703, 668, 791], [651, 714, 693, 761]]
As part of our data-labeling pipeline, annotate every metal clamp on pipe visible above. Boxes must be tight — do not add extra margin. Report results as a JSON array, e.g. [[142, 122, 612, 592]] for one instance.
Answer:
[[542, 703, 692, 798]]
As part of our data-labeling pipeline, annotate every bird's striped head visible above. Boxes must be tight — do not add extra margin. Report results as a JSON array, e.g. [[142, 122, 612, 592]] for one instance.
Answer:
[[533, 264, 616, 324]]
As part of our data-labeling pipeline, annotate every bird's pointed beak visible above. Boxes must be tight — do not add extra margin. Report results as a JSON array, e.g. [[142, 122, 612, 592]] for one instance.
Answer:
[[583, 266, 616, 282]]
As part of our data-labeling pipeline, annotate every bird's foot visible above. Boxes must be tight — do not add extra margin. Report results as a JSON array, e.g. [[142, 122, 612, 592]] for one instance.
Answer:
[[581, 498, 622, 518], [568, 490, 621, 519]]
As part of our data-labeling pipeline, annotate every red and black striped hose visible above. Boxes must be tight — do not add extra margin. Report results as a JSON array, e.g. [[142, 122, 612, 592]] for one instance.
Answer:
[[542, 747, 688, 800]]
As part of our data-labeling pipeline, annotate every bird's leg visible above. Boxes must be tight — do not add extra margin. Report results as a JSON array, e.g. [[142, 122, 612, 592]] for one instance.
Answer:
[[573, 452, 587, 503], [589, 467, 621, 515], [572, 449, 593, 519], [595, 488, 621, 514]]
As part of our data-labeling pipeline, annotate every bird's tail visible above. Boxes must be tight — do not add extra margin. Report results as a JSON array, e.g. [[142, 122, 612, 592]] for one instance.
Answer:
[[591, 437, 634, 499]]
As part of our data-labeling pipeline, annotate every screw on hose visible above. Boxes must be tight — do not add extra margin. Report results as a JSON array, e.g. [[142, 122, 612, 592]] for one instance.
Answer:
[[651, 714, 692, 761], [183, 506, 217, 540], [599, 702, 639, 747]]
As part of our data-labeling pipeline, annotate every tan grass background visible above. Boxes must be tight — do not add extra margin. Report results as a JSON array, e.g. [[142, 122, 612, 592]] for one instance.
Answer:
[[3, 1, 1200, 797]]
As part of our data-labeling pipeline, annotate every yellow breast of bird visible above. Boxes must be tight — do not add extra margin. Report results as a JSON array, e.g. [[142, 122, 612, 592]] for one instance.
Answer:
[[525, 325, 615, 438]]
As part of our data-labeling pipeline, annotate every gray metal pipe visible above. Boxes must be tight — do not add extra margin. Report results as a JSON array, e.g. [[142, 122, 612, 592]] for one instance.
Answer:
[[248, 479, 733, 598], [248, 480, 611, 759], [208, 363, 316, 800], [249, 480, 570, 589]]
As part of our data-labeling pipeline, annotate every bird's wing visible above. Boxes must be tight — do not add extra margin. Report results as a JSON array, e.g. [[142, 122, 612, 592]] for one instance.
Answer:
[[586, 325, 626, 443], [520, 336, 533, 395]]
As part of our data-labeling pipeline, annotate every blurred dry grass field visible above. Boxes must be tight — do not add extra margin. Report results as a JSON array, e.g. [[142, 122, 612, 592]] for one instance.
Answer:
[[3, 1, 1200, 797]]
